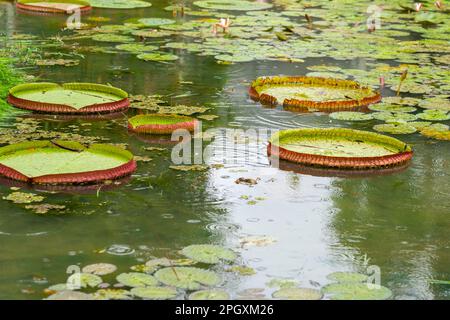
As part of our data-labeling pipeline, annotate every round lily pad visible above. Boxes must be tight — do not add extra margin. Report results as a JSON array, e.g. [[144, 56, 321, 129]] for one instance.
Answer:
[[194, 0, 272, 11], [94, 289, 131, 300], [250, 76, 381, 112], [181, 244, 237, 264], [116, 272, 159, 287], [420, 123, 450, 141], [372, 112, 418, 122], [322, 282, 392, 300], [88, 0, 151, 9], [154, 267, 221, 290], [419, 97, 450, 111], [131, 286, 177, 300], [46, 290, 94, 300], [373, 123, 417, 135], [138, 18, 176, 27], [189, 289, 230, 300], [92, 34, 134, 43], [272, 288, 323, 300], [128, 114, 198, 135], [67, 273, 102, 288], [327, 272, 368, 283], [137, 52, 179, 62], [382, 96, 419, 106], [329, 111, 373, 121], [82, 263, 117, 276], [417, 110, 450, 121], [268, 128, 413, 169], [0, 141, 136, 185], [16, 0, 92, 15], [368, 104, 417, 113], [8, 82, 129, 114], [116, 43, 158, 53], [215, 54, 254, 63]]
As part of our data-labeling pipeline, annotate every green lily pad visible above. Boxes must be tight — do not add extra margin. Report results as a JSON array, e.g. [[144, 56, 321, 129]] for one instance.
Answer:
[[116, 43, 158, 53], [138, 18, 176, 27], [408, 121, 432, 130], [131, 286, 178, 300], [382, 96, 419, 106], [329, 112, 373, 121], [373, 123, 417, 134], [3, 192, 44, 204], [154, 267, 221, 290], [181, 244, 237, 264], [272, 288, 323, 300], [418, 97, 450, 111], [322, 283, 392, 300], [137, 52, 179, 62], [417, 110, 450, 121], [420, 123, 450, 141], [372, 112, 418, 122], [189, 289, 230, 300], [116, 272, 159, 287], [92, 34, 134, 43], [266, 278, 299, 289], [226, 265, 256, 276], [67, 273, 102, 288], [88, 0, 152, 9], [327, 272, 368, 283], [215, 54, 254, 63], [82, 263, 117, 276], [93, 289, 131, 300], [194, 0, 272, 11], [368, 104, 417, 113], [46, 291, 94, 300]]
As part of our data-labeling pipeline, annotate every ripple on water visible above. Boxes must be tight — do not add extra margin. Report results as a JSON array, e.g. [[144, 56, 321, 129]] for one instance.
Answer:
[[106, 244, 135, 256]]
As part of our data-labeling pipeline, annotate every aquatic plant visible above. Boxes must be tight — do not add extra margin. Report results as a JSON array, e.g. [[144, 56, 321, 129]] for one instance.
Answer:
[[250, 76, 381, 112], [268, 128, 413, 169], [181, 244, 237, 264], [193, 0, 272, 11], [188, 289, 230, 300], [326, 272, 368, 283], [8, 82, 130, 114], [67, 273, 102, 288], [136, 52, 179, 62], [46, 291, 94, 300], [16, 0, 92, 15], [116, 272, 159, 287], [272, 288, 323, 300], [322, 283, 392, 300], [368, 104, 417, 113], [94, 289, 131, 300], [87, 0, 151, 9], [131, 286, 178, 300], [372, 112, 418, 122], [420, 123, 450, 141], [128, 114, 199, 135], [417, 110, 450, 121], [329, 111, 373, 121], [373, 123, 417, 135], [0, 141, 136, 185], [82, 263, 117, 276], [154, 267, 221, 290]]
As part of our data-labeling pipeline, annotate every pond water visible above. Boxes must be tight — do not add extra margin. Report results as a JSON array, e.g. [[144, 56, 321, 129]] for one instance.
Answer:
[[0, 0, 449, 300]]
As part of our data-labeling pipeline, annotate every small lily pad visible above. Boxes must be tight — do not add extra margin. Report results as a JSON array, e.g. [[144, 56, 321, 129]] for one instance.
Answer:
[[189, 289, 230, 300], [154, 267, 221, 290], [82, 263, 117, 276], [417, 110, 450, 121], [373, 123, 417, 134], [138, 18, 176, 27], [327, 272, 368, 283], [181, 244, 237, 264], [137, 53, 179, 62], [131, 286, 178, 300], [329, 112, 373, 121], [94, 289, 131, 300], [272, 287, 323, 300], [368, 104, 417, 113], [88, 0, 152, 9], [372, 112, 417, 122], [46, 291, 94, 300], [226, 265, 256, 276], [116, 272, 159, 287], [67, 273, 102, 289], [322, 282, 392, 300]]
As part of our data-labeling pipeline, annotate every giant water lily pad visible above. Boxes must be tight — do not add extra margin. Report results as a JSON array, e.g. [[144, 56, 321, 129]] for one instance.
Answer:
[[16, 0, 91, 14], [0, 141, 136, 184], [194, 0, 272, 11], [8, 82, 129, 114], [189, 289, 230, 300], [268, 128, 413, 169], [322, 283, 392, 300], [250, 76, 381, 112], [116, 272, 159, 287], [181, 244, 237, 264], [272, 288, 323, 300], [131, 286, 178, 300], [88, 0, 151, 9], [154, 267, 221, 290], [128, 114, 198, 134]]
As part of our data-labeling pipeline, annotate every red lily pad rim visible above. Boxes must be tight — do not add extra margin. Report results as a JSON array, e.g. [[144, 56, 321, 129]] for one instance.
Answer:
[[249, 76, 382, 112], [0, 141, 137, 185], [128, 114, 199, 135], [7, 82, 129, 115], [268, 128, 413, 169], [16, 0, 92, 14]]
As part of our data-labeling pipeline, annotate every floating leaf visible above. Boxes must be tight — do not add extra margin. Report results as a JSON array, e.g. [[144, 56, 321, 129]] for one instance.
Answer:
[[329, 112, 373, 121], [368, 104, 417, 113], [82, 263, 117, 276], [170, 165, 209, 172], [67, 273, 102, 288], [372, 112, 417, 122], [88, 0, 152, 9], [373, 123, 417, 134], [94, 289, 131, 300], [194, 0, 272, 11], [154, 267, 221, 290], [189, 289, 230, 300], [138, 18, 176, 27], [417, 110, 450, 121], [181, 244, 237, 264], [272, 287, 323, 300], [25, 204, 65, 215], [46, 291, 94, 300], [137, 52, 179, 62], [240, 235, 277, 247], [116, 272, 159, 287], [92, 34, 134, 43], [226, 265, 256, 276], [3, 192, 44, 204], [266, 278, 299, 289], [322, 283, 392, 300], [116, 43, 158, 53], [131, 286, 178, 300], [327, 272, 368, 283]]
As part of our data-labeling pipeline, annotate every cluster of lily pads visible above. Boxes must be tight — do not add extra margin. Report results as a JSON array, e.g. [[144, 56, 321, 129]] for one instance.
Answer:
[[43, 243, 393, 300]]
